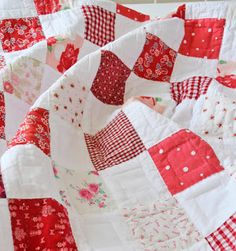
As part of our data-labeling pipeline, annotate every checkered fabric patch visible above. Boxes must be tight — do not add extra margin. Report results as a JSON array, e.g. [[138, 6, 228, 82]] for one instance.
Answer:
[[82, 5, 116, 47], [84, 111, 146, 171], [206, 213, 236, 251], [170, 76, 212, 104], [0, 17, 45, 52]]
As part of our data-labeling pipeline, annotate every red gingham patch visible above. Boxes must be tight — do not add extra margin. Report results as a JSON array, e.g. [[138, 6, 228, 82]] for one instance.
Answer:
[[178, 18, 225, 59], [148, 129, 223, 195], [0, 17, 45, 52], [8, 108, 50, 156], [171, 76, 212, 104], [8, 198, 77, 251], [91, 50, 131, 105], [206, 213, 236, 251], [172, 4, 186, 19], [116, 4, 149, 22], [0, 92, 5, 140], [34, 0, 61, 15], [84, 111, 146, 171], [216, 75, 236, 89], [133, 32, 177, 82], [82, 5, 116, 47]]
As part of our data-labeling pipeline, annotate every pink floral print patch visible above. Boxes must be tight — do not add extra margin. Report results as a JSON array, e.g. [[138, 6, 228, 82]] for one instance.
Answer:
[[0, 17, 45, 52], [8, 198, 77, 251], [8, 108, 50, 156], [91, 50, 131, 105], [85, 111, 146, 171], [149, 129, 224, 195], [133, 32, 177, 82]]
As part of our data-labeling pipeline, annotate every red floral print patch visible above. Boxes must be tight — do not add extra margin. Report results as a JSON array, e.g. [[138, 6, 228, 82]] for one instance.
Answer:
[[82, 5, 116, 47], [133, 32, 177, 82], [206, 212, 236, 251], [171, 76, 212, 104], [8, 198, 77, 251], [216, 75, 236, 89], [149, 129, 224, 195], [84, 111, 146, 171], [0, 17, 45, 52], [0, 92, 5, 140], [57, 43, 80, 73], [178, 18, 225, 59], [116, 4, 150, 22], [0, 55, 6, 70], [91, 50, 131, 105], [8, 108, 50, 156], [34, 0, 61, 15]]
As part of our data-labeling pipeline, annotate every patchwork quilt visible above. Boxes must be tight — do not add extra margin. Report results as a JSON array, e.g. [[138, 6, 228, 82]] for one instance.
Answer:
[[0, 0, 236, 250]]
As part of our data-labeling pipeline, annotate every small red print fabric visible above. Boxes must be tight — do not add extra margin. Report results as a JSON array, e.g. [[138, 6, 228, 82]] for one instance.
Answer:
[[116, 4, 149, 22], [0, 92, 5, 140], [216, 75, 236, 89], [91, 50, 131, 105], [84, 111, 146, 171], [8, 108, 50, 156], [171, 76, 212, 104], [178, 18, 225, 59], [148, 129, 223, 195], [0, 17, 45, 52], [34, 0, 61, 15], [133, 32, 177, 82], [82, 5, 116, 47], [8, 198, 77, 251], [206, 212, 236, 251]]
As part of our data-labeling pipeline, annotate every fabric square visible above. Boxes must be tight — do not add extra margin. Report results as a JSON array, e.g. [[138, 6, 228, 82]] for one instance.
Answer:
[[91, 50, 131, 105], [216, 75, 236, 89], [8, 198, 77, 251], [116, 4, 149, 22], [8, 108, 50, 156], [84, 111, 146, 171], [171, 76, 212, 104], [34, 0, 62, 15], [0, 17, 45, 52], [82, 5, 116, 47], [172, 4, 186, 19], [123, 199, 202, 250], [178, 18, 225, 59], [148, 129, 224, 195], [0, 174, 6, 198], [206, 212, 236, 251], [133, 32, 177, 82], [0, 92, 5, 140]]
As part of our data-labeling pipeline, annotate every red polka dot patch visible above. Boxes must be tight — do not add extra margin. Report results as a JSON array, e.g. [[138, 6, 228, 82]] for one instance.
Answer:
[[82, 5, 116, 47], [8, 108, 50, 156], [116, 4, 150, 22], [133, 32, 177, 82], [178, 18, 225, 59], [148, 129, 224, 195], [8, 198, 77, 251], [91, 50, 131, 105], [84, 111, 146, 171], [171, 76, 212, 104], [0, 17, 45, 52]]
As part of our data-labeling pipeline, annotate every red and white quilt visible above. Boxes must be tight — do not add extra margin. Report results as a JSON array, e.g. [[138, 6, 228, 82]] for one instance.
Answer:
[[0, 0, 236, 250]]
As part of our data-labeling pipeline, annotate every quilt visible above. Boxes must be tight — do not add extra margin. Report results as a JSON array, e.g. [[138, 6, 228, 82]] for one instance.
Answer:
[[0, 0, 236, 250]]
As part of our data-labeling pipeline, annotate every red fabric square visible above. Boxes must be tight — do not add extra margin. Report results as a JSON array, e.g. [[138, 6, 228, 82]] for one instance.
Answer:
[[84, 111, 146, 171], [216, 75, 236, 89], [206, 213, 236, 251], [178, 18, 225, 59], [148, 129, 223, 195], [133, 32, 177, 82], [0, 17, 45, 52], [34, 0, 61, 15], [82, 5, 116, 47], [172, 4, 186, 19], [0, 173, 6, 198], [8, 198, 77, 251], [91, 50, 131, 105], [116, 4, 149, 22], [171, 76, 212, 104], [8, 108, 50, 156], [0, 92, 5, 140]]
